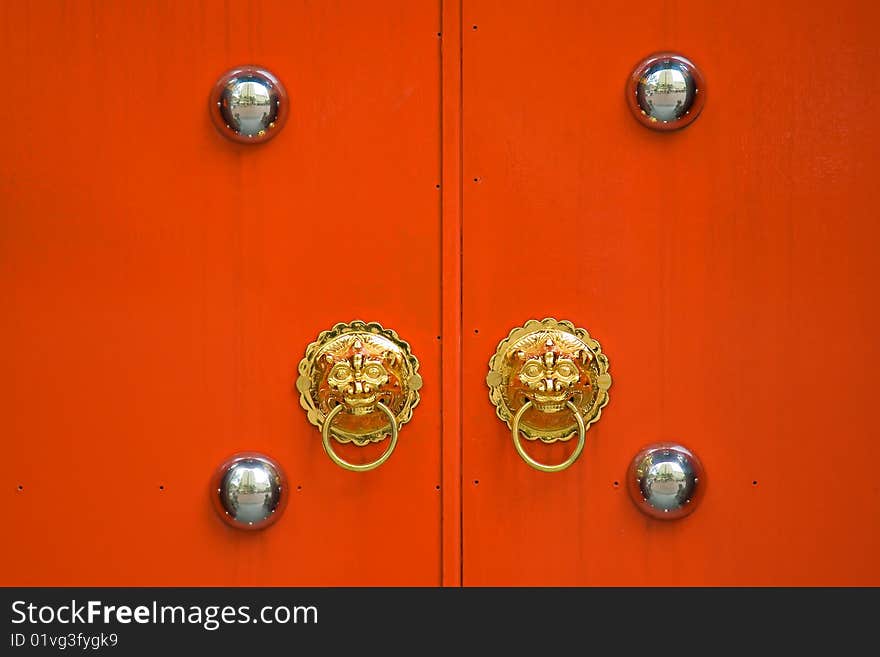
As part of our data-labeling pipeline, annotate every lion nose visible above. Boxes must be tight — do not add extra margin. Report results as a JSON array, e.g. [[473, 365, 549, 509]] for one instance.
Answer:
[[353, 381, 364, 394], [543, 378, 555, 392]]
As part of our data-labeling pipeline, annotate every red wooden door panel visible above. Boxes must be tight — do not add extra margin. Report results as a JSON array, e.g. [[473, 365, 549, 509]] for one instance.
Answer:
[[1, 0, 443, 585], [3, 0, 879, 588], [461, 0, 880, 585]]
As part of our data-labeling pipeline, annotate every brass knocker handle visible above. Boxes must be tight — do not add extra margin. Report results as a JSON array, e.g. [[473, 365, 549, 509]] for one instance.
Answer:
[[321, 402, 399, 472], [511, 400, 586, 473]]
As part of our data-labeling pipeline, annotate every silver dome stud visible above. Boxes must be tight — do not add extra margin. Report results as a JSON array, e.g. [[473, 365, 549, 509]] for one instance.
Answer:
[[209, 66, 288, 143], [211, 452, 287, 530], [627, 443, 705, 519], [627, 53, 705, 130]]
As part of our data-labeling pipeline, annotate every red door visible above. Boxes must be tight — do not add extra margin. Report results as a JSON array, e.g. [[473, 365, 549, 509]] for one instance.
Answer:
[[1, 0, 443, 586], [2, 0, 878, 587], [461, 0, 880, 585]]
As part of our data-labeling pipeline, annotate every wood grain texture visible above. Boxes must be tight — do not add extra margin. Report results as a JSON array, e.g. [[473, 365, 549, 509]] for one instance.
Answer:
[[441, 0, 464, 586], [2, 0, 878, 587], [0, 0, 443, 585], [461, 0, 880, 585]]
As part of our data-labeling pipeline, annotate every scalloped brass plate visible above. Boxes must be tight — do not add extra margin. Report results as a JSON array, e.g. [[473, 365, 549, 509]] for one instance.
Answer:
[[296, 321, 422, 447], [486, 318, 611, 444]]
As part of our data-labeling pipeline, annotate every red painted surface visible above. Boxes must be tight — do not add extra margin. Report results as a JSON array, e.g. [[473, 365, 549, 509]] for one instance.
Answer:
[[440, 0, 464, 586], [2, 0, 879, 587], [461, 0, 880, 585], [1, 1, 443, 586]]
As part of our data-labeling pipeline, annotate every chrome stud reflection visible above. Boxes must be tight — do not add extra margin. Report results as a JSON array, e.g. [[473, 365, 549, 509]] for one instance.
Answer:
[[212, 453, 287, 530], [209, 66, 288, 143], [627, 443, 704, 519], [627, 53, 705, 130]]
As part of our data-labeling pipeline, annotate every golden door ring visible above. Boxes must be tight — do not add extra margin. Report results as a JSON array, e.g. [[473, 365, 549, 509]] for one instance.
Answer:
[[511, 400, 586, 473], [321, 402, 399, 472]]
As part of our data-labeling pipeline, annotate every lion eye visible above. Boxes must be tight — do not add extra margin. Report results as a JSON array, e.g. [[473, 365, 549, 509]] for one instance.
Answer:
[[521, 363, 542, 378], [329, 364, 352, 381], [556, 364, 575, 378], [364, 364, 384, 379]]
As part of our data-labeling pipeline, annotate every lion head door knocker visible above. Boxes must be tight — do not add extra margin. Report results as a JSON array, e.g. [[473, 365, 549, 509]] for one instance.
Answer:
[[486, 319, 611, 473], [296, 321, 422, 472]]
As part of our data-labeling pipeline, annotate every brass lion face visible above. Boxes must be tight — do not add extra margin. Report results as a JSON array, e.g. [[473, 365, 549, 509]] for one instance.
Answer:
[[487, 319, 611, 443], [513, 338, 592, 414], [324, 342, 394, 416], [297, 321, 422, 446]]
